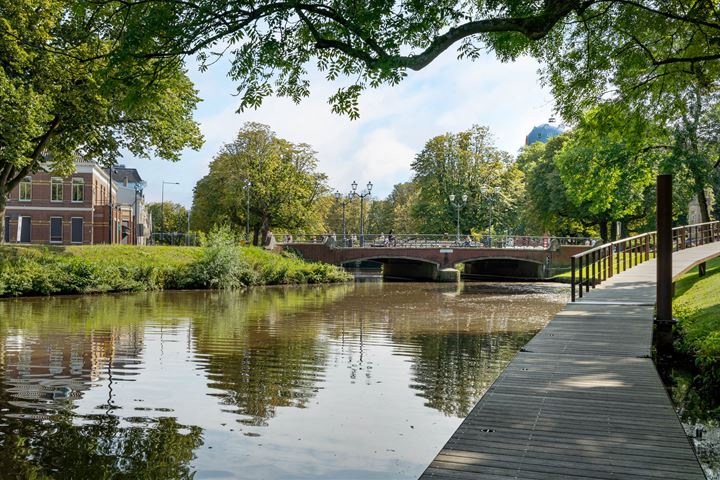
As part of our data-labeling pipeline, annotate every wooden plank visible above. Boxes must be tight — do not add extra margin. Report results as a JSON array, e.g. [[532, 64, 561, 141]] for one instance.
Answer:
[[418, 242, 720, 479]]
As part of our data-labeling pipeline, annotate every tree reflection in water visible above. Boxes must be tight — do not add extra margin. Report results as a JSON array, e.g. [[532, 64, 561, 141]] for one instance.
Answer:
[[0, 282, 566, 479], [0, 414, 202, 480]]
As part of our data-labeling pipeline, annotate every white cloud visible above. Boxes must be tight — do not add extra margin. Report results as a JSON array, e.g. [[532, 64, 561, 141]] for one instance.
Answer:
[[129, 49, 555, 207]]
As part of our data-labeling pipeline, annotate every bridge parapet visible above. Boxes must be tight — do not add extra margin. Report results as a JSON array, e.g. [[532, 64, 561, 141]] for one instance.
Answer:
[[280, 233, 597, 250]]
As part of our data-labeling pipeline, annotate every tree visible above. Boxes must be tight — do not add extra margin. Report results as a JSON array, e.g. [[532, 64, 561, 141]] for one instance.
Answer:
[[146, 202, 189, 235], [95, 1, 720, 119], [411, 126, 523, 235], [0, 0, 203, 243], [190, 123, 328, 244]]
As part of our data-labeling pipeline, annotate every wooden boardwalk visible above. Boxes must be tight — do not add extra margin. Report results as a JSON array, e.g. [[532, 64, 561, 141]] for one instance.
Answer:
[[420, 243, 720, 480]]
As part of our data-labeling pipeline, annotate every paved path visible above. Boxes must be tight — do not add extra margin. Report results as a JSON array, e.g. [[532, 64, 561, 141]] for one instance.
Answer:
[[420, 243, 720, 479]]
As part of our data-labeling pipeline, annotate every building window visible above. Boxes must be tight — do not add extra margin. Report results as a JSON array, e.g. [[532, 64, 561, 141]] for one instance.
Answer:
[[51, 178, 63, 202], [72, 178, 84, 202], [19, 177, 31, 201], [50, 217, 63, 243]]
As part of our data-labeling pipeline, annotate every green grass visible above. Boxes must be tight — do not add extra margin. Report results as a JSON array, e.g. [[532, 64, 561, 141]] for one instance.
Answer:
[[552, 251, 655, 283], [672, 256, 720, 395], [0, 242, 351, 298]]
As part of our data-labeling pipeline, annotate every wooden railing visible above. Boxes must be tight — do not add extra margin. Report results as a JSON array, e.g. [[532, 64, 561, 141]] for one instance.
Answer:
[[570, 221, 720, 302]]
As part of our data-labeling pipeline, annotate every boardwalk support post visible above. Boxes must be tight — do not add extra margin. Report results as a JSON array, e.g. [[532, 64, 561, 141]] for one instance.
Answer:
[[655, 174, 674, 354]]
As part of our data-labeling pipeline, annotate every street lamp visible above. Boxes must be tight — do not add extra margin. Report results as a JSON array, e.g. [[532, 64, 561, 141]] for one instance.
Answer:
[[351, 180, 372, 246], [449, 193, 468, 242], [161, 181, 179, 244], [480, 185, 502, 237], [335, 190, 352, 247]]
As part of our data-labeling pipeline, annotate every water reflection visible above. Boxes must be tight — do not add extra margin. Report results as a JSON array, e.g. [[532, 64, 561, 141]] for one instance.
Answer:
[[0, 282, 567, 479]]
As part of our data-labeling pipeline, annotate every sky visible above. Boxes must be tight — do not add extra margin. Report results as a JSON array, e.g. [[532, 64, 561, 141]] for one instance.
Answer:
[[123, 48, 556, 207]]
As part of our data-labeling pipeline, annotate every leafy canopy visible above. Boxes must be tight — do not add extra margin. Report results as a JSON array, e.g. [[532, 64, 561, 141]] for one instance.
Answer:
[[92, 1, 720, 119]]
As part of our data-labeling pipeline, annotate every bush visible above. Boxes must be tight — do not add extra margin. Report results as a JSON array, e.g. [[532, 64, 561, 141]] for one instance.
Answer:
[[0, 231, 349, 297], [186, 226, 258, 289]]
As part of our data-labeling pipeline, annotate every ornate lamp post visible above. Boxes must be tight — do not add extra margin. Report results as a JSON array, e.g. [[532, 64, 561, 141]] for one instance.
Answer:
[[335, 190, 352, 247], [449, 193, 468, 242], [352, 180, 372, 247], [161, 181, 179, 244], [480, 185, 501, 240]]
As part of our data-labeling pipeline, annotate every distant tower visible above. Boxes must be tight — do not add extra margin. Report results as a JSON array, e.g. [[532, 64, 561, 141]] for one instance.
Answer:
[[525, 123, 562, 145]]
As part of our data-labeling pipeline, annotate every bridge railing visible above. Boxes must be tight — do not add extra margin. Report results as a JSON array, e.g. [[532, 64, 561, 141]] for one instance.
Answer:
[[279, 233, 597, 249], [570, 221, 720, 301]]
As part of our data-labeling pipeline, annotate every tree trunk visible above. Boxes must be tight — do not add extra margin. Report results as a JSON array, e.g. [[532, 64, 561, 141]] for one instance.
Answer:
[[0, 193, 6, 244], [599, 221, 608, 243], [260, 215, 270, 246], [697, 188, 711, 223], [610, 221, 617, 242], [252, 224, 260, 246]]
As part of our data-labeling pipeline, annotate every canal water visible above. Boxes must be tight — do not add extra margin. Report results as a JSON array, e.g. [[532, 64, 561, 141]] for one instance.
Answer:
[[0, 282, 567, 479]]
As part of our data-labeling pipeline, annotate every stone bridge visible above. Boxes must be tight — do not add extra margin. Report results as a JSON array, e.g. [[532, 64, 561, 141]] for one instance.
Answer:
[[277, 241, 591, 282]]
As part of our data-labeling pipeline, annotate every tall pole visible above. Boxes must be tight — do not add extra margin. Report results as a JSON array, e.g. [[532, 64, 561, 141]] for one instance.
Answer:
[[108, 167, 113, 244], [161, 181, 179, 245], [342, 201, 347, 246], [657, 174, 672, 320], [449, 194, 467, 243], [161, 182, 165, 243], [360, 196, 365, 246], [456, 207, 461, 240], [351, 180, 372, 247], [186, 209, 191, 246], [656, 174, 673, 353], [246, 180, 250, 239]]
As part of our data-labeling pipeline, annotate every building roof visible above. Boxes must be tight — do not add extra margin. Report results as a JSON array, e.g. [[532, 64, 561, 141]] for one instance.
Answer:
[[525, 123, 563, 145], [108, 164, 143, 184]]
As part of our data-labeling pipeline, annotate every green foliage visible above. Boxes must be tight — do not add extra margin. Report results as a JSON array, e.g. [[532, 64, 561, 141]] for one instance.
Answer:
[[147, 202, 190, 234], [100, 1, 720, 121], [411, 125, 523, 235], [0, 239, 350, 298], [0, 0, 202, 243], [187, 226, 258, 289], [673, 257, 720, 399], [190, 123, 328, 242], [0, 414, 203, 480]]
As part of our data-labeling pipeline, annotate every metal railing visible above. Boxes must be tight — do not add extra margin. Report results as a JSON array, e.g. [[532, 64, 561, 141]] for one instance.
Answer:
[[150, 232, 201, 246], [570, 221, 720, 301], [280, 233, 598, 249]]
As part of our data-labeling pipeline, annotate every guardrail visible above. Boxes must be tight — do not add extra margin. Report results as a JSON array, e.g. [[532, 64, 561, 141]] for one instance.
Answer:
[[279, 234, 598, 249], [570, 221, 720, 301]]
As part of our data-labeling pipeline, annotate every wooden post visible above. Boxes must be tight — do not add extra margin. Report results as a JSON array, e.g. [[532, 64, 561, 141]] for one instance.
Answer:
[[656, 174, 672, 322], [579, 255, 583, 298], [656, 175, 674, 354], [571, 256, 576, 302]]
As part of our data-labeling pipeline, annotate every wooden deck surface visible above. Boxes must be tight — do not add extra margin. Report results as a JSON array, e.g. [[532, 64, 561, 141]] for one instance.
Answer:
[[420, 243, 720, 479]]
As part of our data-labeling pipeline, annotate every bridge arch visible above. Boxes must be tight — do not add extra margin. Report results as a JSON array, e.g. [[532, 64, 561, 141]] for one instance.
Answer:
[[341, 255, 441, 281], [461, 256, 547, 280]]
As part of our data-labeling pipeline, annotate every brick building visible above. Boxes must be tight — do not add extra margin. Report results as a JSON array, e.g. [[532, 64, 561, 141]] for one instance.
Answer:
[[3, 161, 145, 245]]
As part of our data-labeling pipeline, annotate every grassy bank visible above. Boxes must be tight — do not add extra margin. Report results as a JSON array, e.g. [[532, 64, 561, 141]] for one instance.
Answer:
[[0, 234, 351, 297], [552, 251, 655, 283], [673, 256, 720, 399]]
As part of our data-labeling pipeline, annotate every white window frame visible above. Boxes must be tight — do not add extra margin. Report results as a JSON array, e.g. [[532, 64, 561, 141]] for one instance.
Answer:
[[51, 177, 63, 202], [70, 216, 84, 244], [49, 216, 63, 243], [71, 178, 84, 203], [18, 177, 32, 202]]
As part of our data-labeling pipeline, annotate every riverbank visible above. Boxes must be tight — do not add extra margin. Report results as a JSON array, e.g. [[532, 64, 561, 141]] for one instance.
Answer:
[[0, 241, 351, 297], [673, 256, 720, 400]]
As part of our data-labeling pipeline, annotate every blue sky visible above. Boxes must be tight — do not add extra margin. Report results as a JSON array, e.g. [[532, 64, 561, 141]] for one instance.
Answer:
[[124, 49, 555, 207]]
